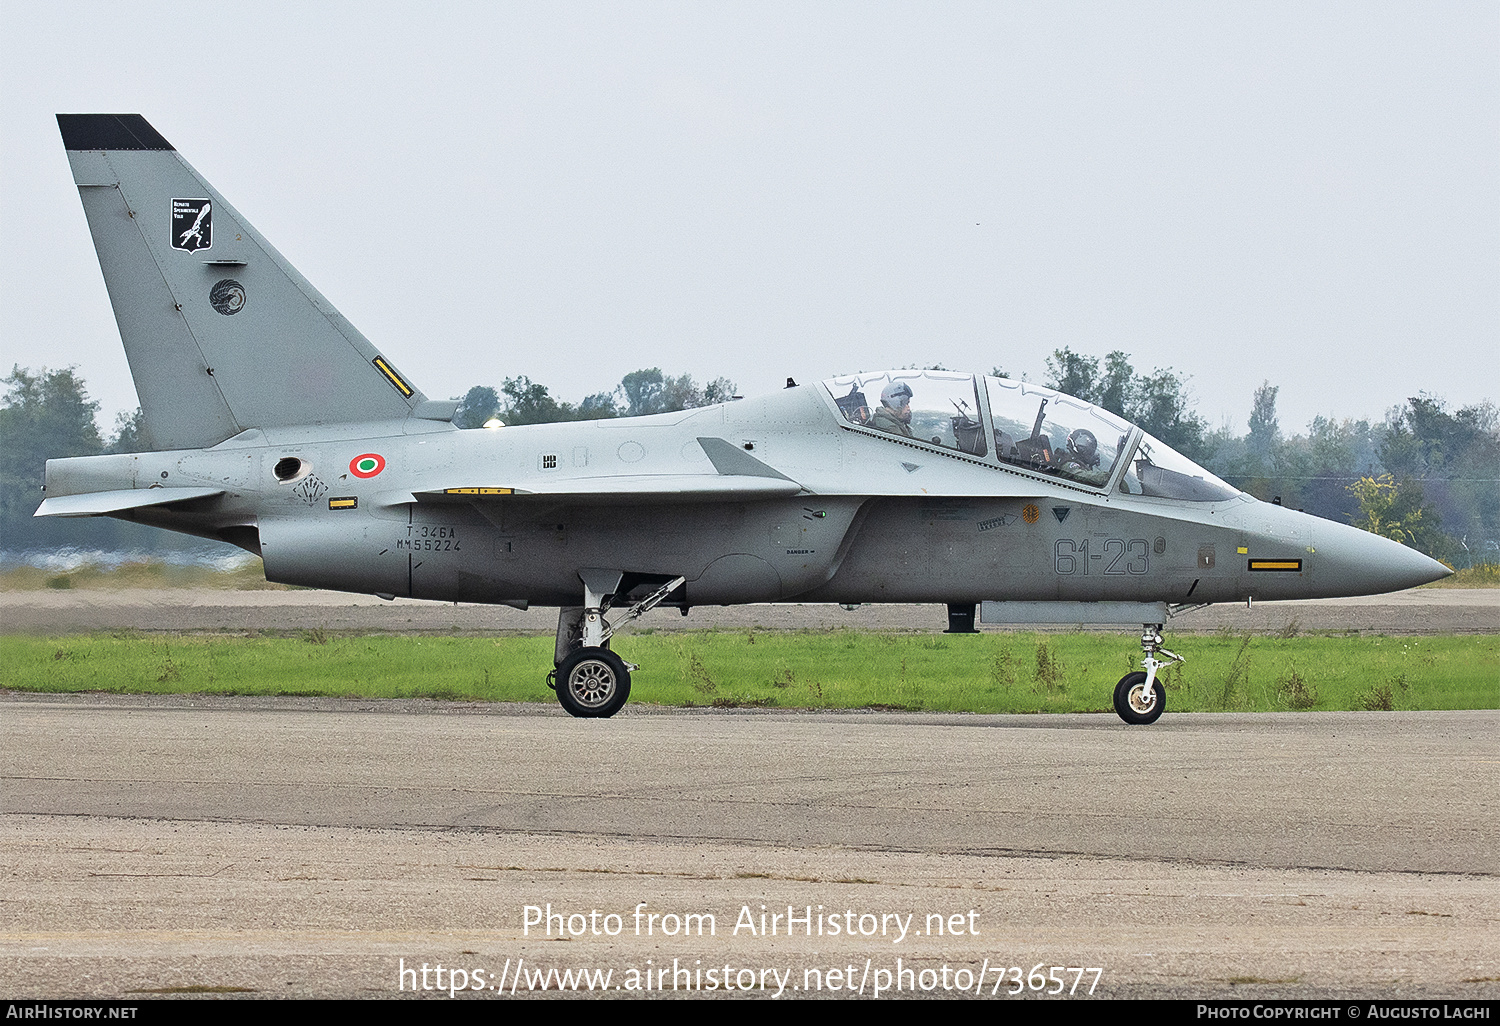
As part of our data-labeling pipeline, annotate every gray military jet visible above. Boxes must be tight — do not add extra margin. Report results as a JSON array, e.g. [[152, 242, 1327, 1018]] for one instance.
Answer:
[[39, 115, 1451, 723]]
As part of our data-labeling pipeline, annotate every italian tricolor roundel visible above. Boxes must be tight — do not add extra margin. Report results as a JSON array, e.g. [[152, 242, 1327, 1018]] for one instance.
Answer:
[[350, 453, 386, 478]]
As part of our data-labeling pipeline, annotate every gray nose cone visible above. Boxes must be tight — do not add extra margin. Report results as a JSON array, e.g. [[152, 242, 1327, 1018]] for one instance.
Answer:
[[1317, 521, 1452, 597]]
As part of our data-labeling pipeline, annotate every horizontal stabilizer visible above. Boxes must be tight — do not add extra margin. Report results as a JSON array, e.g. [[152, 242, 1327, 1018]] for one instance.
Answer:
[[415, 475, 803, 505], [34, 487, 225, 518]]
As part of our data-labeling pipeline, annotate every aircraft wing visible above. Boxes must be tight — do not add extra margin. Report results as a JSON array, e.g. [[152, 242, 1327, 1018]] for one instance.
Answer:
[[414, 474, 803, 505], [34, 487, 226, 518]]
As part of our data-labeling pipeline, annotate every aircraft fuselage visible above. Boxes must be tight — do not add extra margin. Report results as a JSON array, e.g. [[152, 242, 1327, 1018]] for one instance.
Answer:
[[43, 383, 1441, 611]]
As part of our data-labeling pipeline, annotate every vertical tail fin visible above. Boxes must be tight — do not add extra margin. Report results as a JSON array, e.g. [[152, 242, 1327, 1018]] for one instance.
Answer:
[[57, 114, 431, 450]]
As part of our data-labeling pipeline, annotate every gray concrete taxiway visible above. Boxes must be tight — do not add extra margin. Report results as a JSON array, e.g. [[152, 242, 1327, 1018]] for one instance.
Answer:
[[2, 696, 1496, 1000]]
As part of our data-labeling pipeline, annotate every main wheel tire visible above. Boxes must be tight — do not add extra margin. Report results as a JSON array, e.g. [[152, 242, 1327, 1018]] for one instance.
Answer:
[[555, 647, 631, 718], [1113, 671, 1165, 725]]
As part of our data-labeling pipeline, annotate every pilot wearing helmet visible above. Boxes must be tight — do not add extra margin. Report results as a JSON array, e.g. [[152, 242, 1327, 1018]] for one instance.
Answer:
[[1057, 428, 1102, 477], [871, 381, 915, 437]]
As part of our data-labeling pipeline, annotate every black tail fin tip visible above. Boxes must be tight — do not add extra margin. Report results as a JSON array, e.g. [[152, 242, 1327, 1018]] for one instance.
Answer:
[[57, 114, 174, 152]]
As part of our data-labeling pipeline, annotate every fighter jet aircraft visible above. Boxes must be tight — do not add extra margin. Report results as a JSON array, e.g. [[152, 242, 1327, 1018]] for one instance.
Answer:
[[38, 114, 1451, 723]]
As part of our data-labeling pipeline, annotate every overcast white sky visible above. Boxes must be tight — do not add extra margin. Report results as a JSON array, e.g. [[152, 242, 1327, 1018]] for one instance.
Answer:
[[3, 2, 1496, 438]]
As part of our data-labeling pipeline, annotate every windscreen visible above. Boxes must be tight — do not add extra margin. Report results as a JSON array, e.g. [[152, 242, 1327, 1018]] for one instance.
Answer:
[[1118, 433, 1240, 501]]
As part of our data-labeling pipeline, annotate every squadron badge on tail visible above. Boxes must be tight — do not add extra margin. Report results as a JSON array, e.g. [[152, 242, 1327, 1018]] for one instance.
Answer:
[[171, 198, 212, 252]]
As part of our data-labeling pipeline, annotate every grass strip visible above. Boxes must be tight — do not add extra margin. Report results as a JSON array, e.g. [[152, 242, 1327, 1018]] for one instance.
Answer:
[[3, 631, 1495, 714]]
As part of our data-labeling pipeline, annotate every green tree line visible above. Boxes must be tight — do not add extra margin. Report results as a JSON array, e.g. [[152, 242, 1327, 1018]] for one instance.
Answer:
[[451, 368, 737, 429]]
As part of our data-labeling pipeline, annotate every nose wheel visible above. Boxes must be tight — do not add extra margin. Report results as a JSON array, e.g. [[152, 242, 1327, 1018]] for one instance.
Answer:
[[1113, 671, 1165, 725], [1113, 623, 1181, 725]]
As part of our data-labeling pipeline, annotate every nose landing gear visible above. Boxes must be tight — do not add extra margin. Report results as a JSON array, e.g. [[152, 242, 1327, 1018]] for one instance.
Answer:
[[1113, 623, 1182, 725]]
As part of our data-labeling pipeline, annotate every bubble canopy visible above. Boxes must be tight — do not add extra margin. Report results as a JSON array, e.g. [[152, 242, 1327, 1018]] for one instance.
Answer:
[[822, 371, 1240, 501]]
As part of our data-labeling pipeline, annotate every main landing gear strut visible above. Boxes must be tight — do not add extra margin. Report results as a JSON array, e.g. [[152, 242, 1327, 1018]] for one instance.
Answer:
[[1112, 623, 1184, 725], [547, 569, 685, 718]]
